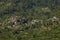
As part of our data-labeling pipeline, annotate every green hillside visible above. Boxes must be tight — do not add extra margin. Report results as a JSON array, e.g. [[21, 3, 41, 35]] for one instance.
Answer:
[[0, 0, 60, 40]]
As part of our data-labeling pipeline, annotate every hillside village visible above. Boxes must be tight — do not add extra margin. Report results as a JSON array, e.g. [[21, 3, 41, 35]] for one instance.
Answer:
[[0, 16, 60, 29], [1, 16, 59, 29]]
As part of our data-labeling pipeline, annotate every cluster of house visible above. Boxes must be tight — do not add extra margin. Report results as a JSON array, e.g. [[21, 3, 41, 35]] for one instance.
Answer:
[[45, 16, 60, 26], [7, 16, 40, 29], [6, 16, 60, 29], [7, 16, 28, 29]]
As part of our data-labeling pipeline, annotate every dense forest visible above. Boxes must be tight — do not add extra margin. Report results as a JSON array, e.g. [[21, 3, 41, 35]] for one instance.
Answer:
[[0, 0, 60, 40]]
